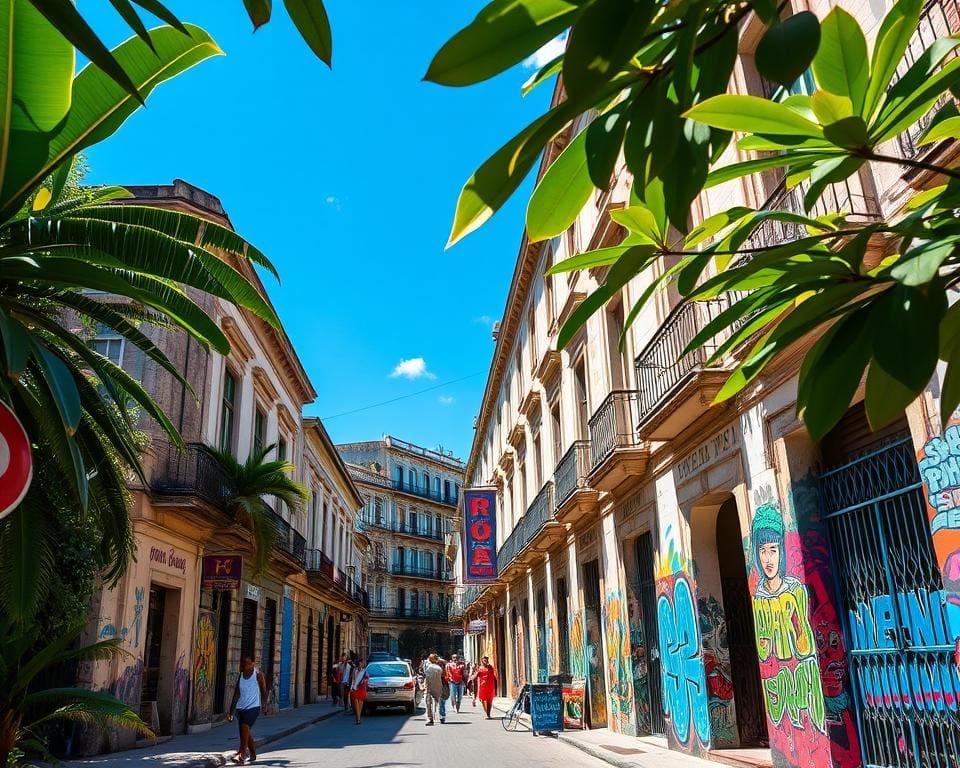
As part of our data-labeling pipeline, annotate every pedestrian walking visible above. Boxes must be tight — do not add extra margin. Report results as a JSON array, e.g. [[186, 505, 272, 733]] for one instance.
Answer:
[[350, 657, 370, 725], [227, 656, 269, 765], [331, 653, 346, 706], [447, 653, 466, 713], [470, 655, 497, 720], [342, 652, 356, 713], [422, 652, 447, 725]]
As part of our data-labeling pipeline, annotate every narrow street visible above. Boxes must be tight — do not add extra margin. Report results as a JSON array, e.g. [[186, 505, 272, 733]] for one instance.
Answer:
[[251, 705, 613, 768]]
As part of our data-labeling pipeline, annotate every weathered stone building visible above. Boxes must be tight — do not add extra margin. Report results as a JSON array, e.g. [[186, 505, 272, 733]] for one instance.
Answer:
[[457, 5, 960, 768], [79, 181, 368, 753], [338, 437, 463, 659]]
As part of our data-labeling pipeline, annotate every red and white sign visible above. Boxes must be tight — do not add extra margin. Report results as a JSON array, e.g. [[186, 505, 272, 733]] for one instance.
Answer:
[[0, 401, 32, 519]]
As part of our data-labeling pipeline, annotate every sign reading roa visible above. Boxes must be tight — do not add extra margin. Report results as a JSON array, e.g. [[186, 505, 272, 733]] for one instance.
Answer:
[[463, 488, 498, 583], [0, 401, 32, 519]]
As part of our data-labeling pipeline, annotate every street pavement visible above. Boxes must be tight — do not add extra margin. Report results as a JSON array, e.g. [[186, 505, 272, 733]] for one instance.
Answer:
[[61, 698, 723, 768]]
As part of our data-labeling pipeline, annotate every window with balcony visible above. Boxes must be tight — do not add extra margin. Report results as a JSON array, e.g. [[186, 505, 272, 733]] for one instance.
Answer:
[[395, 464, 404, 488], [277, 435, 288, 461], [607, 299, 630, 390], [528, 304, 537, 369], [574, 358, 589, 440], [550, 399, 562, 465], [374, 497, 384, 525], [433, 476, 441, 498], [219, 370, 238, 453], [533, 429, 543, 490], [423, 471, 430, 494]]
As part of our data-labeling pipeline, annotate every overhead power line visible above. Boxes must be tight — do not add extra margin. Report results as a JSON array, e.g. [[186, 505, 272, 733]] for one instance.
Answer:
[[320, 370, 486, 421]]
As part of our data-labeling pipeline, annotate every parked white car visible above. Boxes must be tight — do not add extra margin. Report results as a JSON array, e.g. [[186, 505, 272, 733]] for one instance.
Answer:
[[364, 660, 417, 714]]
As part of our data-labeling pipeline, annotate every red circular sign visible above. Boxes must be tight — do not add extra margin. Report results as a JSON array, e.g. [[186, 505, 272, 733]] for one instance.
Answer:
[[0, 401, 32, 518]]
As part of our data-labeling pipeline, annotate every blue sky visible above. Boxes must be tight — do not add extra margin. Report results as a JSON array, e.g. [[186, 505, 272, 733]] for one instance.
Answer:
[[81, 2, 559, 462]]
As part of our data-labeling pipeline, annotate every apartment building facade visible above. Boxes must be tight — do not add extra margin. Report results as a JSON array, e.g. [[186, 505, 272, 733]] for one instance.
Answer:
[[338, 437, 463, 659], [79, 181, 369, 753], [458, 4, 960, 768]]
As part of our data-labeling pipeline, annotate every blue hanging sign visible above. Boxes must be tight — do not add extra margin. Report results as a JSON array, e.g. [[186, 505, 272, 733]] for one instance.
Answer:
[[463, 488, 498, 583]]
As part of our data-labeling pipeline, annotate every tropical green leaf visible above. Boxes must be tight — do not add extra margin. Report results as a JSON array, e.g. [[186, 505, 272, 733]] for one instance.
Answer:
[[917, 115, 960, 145], [2, 24, 221, 216], [562, 0, 657, 101], [684, 94, 825, 137], [526, 126, 593, 241], [585, 101, 628, 189], [546, 244, 639, 274], [872, 55, 960, 141], [871, 284, 941, 391], [27, 0, 142, 100], [106, 0, 155, 52], [129, 0, 188, 33], [521, 52, 562, 96], [812, 7, 868, 113], [863, 0, 924, 122], [755, 11, 821, 87], [425, 0, 579, 86], [32, 345, 81, 435], [243, 0, 272, 29], [865, 359, 921, 430], [889, 238, 959, 285], [282, 0, 332, 65]]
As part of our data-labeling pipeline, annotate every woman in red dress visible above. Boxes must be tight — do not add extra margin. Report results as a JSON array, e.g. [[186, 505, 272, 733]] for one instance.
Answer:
[[471, 656, 497, 719], [350, 658, 370, 725]]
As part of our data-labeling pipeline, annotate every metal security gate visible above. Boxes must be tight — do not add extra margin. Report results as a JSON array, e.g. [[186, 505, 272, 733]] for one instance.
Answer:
[[279, 596, 294, 709], [635, 532, 666, 736], [820, 438, 960, 768]]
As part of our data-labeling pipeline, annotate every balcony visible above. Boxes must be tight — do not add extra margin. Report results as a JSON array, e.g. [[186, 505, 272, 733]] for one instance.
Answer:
[[898, 0, 960, 159], [265, 503, 306, 565], [496, 482, 565, 580], [747, 176, 879, 252], [553, 440, 600, 525], [392, 477, 460, 507], [634, 300, 732, 441], [305, 550, 369, 609], [587, 391, 649, 493], [369, 606, 451, 622], [151, 442, 232, 509], [362, 518, 447, 541], [390, 563, 453, 582]]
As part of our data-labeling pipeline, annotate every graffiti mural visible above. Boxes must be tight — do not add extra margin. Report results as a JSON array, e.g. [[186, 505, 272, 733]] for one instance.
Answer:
[[626, 591, 653, 734], [919, 422, 960, 575], [604, 591, 636, 735], [546, 618, 556, 678], [698, 594, 735, 745], [585, 607, 607, 725], [131, 586, 144, 648], [192, 611, 216, 722], [174, 654, 189, 730], [657, 573, 710, 754], [570, 608, 587, 678], [748, 485, 839, 768], [111, 660, 144, 709]]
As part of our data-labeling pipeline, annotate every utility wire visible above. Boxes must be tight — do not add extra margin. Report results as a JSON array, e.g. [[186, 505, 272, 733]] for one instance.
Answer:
[[320, 370, 486, 421]]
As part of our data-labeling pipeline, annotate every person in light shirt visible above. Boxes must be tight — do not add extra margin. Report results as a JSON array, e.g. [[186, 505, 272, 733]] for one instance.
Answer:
[[227, 656, 269, 765]]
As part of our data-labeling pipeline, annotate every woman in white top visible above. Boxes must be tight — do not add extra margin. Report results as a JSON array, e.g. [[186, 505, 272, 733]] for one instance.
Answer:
[[228, 656, 269, 764]]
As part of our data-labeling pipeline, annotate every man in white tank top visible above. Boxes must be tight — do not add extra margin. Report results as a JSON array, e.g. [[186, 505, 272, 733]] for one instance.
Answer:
[[228, 656, 269, 764]]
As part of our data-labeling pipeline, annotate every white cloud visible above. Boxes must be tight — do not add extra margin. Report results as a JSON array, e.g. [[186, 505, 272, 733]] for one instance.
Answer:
[[523, 32, 568, 71], [389, 357, 435, 380], [438, 395, 455, 406], [325, 196, 337, 204], [474, 314, 494, 326]]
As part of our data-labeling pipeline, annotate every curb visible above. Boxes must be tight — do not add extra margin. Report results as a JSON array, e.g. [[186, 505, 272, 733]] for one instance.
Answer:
[[556, 733, 637, 768], [175, 708, 344, 768]]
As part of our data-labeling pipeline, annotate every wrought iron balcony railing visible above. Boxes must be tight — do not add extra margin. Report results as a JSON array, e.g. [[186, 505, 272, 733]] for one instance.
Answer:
[[497, 481, 555, 574], [264, 503, 306, 563], [898, 0, 960, 158], [634, 300, 730, 424], [587, 391, 642, 471], [360, 518, 447, 541], [305, 550, 369, 608], [390, 563, 454, 581], [369, 606, 450, 621], [555, 440, 591, 505], [151, 442, 232, 508]]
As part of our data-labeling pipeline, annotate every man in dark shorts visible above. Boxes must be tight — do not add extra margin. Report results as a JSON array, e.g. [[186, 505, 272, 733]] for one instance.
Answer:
[[228, 656, 269, 764]]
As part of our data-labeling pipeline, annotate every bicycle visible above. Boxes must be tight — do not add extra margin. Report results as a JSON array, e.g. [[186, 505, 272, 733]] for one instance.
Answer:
[[501, 684, 530, 732]]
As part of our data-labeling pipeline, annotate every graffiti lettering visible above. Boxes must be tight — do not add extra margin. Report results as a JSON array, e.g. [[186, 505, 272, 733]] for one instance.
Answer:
[[763, 656, 825, 729], [675, 425, 739, 483], [657, 575, 710, 747], [149, 546, 187, 574], [754, 586, 816, 662], [849, 590, 958, 650]]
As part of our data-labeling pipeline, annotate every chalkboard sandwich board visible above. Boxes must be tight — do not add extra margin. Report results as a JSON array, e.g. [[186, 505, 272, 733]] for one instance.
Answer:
[[529, 683, 564, 733]]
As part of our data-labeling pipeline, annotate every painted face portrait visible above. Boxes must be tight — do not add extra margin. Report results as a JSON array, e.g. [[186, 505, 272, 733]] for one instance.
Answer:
[[759, 541, 781, 581], [813, 601, 847, 698]]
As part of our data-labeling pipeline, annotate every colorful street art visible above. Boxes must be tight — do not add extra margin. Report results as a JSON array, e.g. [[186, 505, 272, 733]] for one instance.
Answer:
[[111, 660, 143, 709], [698, 594, 736, 745], [585, 607, 608, 726], [919, 422, 960, 575], [626, 591, 653, 734], [570, 608, 587, 679], [192, 611, 216, 722], [546, 618, 557, 678], [604, 591, 636, 735], [747, 485, 841, 768], [657, 573, 710, 753], [174, 653, 189, 730]]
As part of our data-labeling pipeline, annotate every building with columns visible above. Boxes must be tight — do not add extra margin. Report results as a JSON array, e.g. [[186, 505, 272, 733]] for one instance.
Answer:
[[78, 181, 369, 754], [457, 4, 960, 768], [338, 437, 464, 659]]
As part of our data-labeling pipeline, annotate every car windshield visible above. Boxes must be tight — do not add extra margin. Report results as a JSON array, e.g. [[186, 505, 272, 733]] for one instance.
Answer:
[[367, 663, 409, 677]]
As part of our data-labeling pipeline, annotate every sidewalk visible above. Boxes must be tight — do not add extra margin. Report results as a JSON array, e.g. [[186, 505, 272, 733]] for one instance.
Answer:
[[490, 698, 770, 768], [61, 700, 347, 768]]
